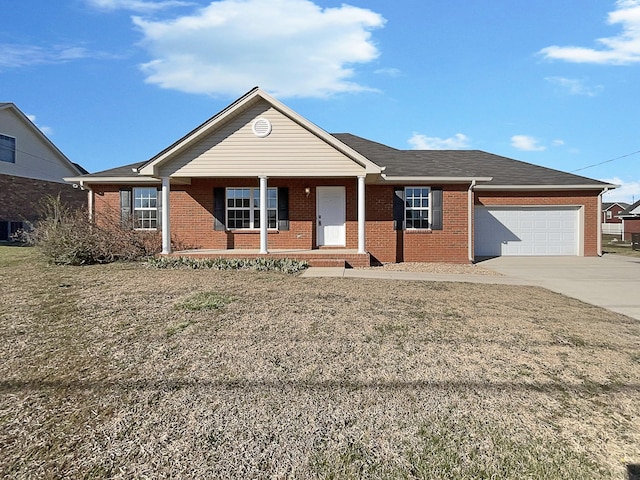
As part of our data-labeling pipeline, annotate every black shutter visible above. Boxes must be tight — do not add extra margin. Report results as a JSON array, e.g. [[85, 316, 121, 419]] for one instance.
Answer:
[[213, 187, 226, 231], [156, 188, 162, 228], [393, 187, 405, 230], [278, 187, 289, 231], [431, 187, 443, 230], [120, 189, 132, 227]]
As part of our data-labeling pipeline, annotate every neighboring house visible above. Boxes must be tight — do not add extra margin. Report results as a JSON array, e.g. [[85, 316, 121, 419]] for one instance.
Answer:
[[65, 88, 615, 265], [0, 103, 86, 240], [619, 200, 640, 242], [602, 202, 628, 223], [601, 201, 628, 236]]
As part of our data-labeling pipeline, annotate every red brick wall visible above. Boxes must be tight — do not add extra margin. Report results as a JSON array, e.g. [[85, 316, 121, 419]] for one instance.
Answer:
[[475, 190, 601, 256], [93, 179, 361, 251], [603, 205, 624, 223], [92, 182, 601, 261], [365, 184, 470, 263], [623, 218, 640, 241], [0, 174, 86, 222]]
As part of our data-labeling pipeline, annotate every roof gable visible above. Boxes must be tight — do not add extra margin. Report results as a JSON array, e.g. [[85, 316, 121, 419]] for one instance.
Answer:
[[0, 103, 83, 182], [603, 202, 629, 211], [139, 88, 380, 178]]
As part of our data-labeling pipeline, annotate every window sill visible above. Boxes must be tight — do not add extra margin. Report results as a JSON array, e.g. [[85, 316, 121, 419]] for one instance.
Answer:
[[406, 229, 433, 234], [227, 229, 279, 234]]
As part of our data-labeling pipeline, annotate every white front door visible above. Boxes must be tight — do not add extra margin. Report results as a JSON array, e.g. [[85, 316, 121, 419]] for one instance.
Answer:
[[317, 186, 346, 246]]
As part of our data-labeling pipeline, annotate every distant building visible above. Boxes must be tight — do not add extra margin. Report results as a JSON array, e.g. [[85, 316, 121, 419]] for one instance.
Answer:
[[0, 103, 86, 240]]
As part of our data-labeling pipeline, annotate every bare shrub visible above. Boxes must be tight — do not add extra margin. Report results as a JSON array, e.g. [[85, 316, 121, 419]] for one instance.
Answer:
[[32, 195, 161, 265]]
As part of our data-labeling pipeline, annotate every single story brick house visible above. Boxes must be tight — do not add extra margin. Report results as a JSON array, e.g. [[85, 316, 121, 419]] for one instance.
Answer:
[[66, 88, 615, 266]]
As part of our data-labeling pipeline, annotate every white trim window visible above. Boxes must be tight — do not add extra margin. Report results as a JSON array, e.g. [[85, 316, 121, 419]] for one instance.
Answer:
[[405, 187, 431, 229], [226, 187, 277, 229], [606, 210, 613, 220], [134, 187, 159, 230], [0, 134, 16, 163]]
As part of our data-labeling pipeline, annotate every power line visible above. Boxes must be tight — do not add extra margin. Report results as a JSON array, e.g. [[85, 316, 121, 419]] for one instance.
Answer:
[[571, 149, 640, 173]]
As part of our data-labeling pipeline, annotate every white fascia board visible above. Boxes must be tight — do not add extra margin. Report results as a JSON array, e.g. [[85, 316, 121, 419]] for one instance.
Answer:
[[381, 175, 492, 183], [64, 176, 161, 185], [474, 184, 618, 191]]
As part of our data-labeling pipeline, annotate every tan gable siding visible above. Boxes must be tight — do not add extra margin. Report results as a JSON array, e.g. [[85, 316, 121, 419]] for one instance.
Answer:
[[0, 108, 78, 183], [158, 100, 365, 178]]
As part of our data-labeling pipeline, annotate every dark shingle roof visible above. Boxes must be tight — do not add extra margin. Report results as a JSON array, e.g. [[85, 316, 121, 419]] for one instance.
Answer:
[[603, 201, 629, 210], [620, 199, 640, 216], [79, 161, 149, 178], [333, 133, 609, 187]]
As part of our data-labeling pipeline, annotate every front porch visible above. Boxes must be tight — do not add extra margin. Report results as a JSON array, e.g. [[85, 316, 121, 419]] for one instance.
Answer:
[[166, 248, 371, 268]]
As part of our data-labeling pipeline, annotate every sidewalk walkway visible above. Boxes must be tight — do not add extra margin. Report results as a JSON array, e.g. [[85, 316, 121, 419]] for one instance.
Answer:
[[300, 267, 534, 285], [301, 255, 640, 321]]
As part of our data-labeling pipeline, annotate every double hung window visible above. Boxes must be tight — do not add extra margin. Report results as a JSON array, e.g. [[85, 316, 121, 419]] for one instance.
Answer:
[[0, 134, 16, 163], [405, 187, 431, 229], [226, 187, 277, 229], [133, 187, 159, 230]]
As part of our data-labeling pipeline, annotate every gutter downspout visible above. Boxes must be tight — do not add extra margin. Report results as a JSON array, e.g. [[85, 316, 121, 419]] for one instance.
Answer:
[[80, 181, 93, 221], [598, 188, 610, 256], [468, 180, 476, 263]]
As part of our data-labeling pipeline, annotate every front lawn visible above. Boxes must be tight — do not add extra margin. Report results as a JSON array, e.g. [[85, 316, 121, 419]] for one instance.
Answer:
[[1, 246, 639, 479]]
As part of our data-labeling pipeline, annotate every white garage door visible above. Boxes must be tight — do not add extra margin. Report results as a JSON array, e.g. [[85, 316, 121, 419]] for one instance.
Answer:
[[474, 206, 579, 257]]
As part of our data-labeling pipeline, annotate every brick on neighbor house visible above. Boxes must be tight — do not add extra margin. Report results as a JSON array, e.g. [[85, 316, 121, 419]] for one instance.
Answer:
[[0, 174, 87, 221]]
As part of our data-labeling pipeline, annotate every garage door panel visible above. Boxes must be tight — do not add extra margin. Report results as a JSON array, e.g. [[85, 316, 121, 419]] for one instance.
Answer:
[[475, 206, 579, 256]]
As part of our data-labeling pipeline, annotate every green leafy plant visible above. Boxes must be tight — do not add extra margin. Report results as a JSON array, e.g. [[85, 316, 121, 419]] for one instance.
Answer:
[[147, 256, 309, 273]]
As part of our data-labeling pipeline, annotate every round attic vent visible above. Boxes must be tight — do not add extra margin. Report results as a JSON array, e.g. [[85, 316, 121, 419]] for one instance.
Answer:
[[252, 118, 272, 137]]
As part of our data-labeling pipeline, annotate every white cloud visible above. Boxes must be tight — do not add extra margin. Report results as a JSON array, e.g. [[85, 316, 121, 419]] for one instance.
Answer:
[[539, 0, 640, 64], [374, 67, 402, 77], [26, 115, 53, 136], [545, 76, 604, 96], [602, 176, 640, 203], [511, 135, 546, 151], [408, 133, 470, 150], [133, 0, 385, 98], [552, 139, 565, 146], [86, 0, 193, 12], [0, 43, 119, 68]]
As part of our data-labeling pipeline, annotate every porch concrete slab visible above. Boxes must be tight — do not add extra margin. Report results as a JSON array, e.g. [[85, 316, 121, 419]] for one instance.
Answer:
[[478, 254, 640, 320]]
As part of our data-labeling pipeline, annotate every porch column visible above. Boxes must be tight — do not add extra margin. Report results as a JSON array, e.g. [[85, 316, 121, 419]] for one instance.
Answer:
[[161, 177, 171, 254], [357, 175, 366, 254], [259, 176, 268, 254]]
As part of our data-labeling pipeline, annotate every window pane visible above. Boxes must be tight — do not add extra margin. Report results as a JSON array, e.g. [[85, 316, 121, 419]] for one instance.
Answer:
[[0, 134, 16, 163]]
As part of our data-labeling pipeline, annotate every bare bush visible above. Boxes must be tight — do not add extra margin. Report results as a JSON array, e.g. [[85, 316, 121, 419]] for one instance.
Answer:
[[32, 195, 161, 264]]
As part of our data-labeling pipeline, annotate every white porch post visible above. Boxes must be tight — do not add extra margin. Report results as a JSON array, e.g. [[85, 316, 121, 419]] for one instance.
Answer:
[[259, 176, 268, 254], [357, 175, 366, 254], [161, 177, 171, 254]]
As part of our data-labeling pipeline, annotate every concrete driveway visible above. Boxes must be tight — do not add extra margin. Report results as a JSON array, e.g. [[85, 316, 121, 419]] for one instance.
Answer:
[[479, 254, 640, 320]]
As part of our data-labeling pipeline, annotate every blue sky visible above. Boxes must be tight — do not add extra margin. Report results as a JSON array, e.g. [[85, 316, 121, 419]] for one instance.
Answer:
[[2, 0, 639, 202]]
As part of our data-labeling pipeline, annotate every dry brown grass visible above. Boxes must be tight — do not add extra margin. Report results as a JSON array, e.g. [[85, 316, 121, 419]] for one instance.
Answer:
[[1, 246, 639, 479]]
